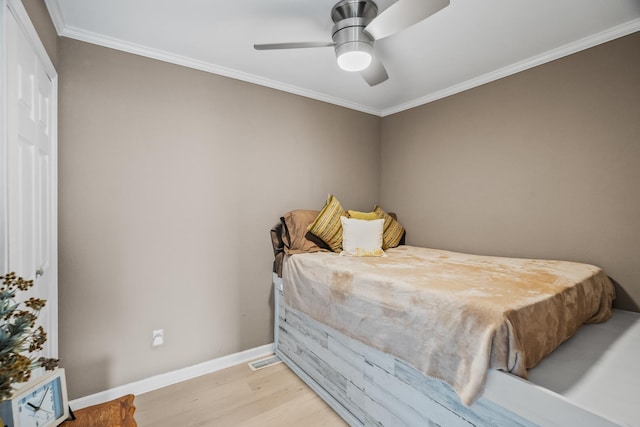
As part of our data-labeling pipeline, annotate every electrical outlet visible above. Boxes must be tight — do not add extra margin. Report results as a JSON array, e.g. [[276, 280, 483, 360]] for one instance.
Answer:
[[152, 329, 164, 347]]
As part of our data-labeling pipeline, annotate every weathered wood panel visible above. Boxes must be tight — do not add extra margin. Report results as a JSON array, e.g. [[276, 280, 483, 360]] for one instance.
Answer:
[[275, 285, 538, 426], [274, 273, 626, 427]]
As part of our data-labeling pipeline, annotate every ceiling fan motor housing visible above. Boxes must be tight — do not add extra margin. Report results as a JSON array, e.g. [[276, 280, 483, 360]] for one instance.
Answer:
[[331, 0, 378, 68]]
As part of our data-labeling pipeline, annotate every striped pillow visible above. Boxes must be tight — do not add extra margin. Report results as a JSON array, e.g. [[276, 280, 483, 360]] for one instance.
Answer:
[[307, 195, 346, 252], [373, 205, 405, 249]]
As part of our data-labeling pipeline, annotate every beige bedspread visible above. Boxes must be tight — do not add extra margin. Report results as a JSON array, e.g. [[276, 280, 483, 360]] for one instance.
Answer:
[[283, 245, 615, 405]]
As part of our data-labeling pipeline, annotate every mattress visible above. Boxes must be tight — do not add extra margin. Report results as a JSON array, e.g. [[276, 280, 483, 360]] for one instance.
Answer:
[[283, 245, 615, 405]]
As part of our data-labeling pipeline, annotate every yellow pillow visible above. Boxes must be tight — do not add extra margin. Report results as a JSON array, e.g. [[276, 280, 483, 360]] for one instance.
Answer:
[[347, 210, 379, 221], [307, 195, 346, 252], [373, 206, 405, 249]]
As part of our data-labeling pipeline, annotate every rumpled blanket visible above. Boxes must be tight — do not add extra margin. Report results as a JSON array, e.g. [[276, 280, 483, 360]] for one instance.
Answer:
[[283, 245, 615, 405]]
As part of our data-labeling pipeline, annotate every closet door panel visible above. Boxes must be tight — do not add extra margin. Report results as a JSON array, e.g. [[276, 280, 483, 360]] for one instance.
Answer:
[[4, 1, 58, 358]]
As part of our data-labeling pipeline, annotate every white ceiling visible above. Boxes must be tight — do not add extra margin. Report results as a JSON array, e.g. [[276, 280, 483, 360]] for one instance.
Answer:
[[45, 0, 640, 116]]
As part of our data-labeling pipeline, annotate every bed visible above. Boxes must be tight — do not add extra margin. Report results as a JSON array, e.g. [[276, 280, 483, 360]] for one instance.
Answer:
[[269, 207, 639, 426]]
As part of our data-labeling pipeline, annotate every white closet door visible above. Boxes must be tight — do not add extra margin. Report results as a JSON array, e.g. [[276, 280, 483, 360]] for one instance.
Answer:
[[5, 2, 58, 359]]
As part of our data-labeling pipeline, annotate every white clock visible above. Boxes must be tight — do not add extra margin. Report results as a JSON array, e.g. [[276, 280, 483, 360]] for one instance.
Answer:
[[0, 369, 69, 427]]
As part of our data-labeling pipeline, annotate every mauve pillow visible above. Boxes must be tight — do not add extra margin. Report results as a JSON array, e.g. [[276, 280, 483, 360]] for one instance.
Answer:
[[282, 210, 329, 254]]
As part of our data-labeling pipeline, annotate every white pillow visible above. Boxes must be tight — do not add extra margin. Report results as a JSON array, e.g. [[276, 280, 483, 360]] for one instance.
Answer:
[[340, 217, 385, 257]]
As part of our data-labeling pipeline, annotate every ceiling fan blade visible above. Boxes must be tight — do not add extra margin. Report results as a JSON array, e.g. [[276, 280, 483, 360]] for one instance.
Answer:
[[364, 0, 450, 40], [360, 55, 388, 86], [254, 42, 335, 50]]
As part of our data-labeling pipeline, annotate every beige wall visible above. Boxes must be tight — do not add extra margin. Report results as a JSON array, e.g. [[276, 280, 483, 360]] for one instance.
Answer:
[[57, 38, 380, 398], [21, 0, 58, 67], [381, 32, 640, 312]]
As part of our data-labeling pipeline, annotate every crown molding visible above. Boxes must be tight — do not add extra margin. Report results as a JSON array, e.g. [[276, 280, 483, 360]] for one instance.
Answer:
[[59, 25, 383, 116], [43, 0, 65, 35], [42, 7, 639, 117], [381, 18, 640, 117]]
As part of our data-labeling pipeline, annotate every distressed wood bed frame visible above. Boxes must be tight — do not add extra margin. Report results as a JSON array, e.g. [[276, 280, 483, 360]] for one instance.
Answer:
[[273, 275, 622, 427]]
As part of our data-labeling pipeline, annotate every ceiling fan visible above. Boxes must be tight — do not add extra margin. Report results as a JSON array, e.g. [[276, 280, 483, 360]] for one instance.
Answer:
[[254, 0, 450, 86]]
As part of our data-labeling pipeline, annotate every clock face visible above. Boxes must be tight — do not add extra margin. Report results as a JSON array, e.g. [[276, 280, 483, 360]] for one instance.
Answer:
[[16, 377, 65, 427]]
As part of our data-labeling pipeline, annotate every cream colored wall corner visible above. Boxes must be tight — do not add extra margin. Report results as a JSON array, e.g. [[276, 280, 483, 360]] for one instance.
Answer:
[[380, 31, 640, 312], [55, 36, 381, 399]]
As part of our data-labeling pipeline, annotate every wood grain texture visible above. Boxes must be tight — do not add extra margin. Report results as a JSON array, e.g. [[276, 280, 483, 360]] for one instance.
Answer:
[[62, 394, 136, 427], [275, 274, 626, 427], [134, 358, 347, 426], [276, 286, 537, 426]]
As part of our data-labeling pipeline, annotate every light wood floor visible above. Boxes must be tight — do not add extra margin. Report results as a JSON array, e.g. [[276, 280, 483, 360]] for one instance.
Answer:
[[134, 357, 348, 426]]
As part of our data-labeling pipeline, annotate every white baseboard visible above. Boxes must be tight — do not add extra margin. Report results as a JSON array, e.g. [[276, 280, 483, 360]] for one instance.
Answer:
[[69, 343, 275, 410]]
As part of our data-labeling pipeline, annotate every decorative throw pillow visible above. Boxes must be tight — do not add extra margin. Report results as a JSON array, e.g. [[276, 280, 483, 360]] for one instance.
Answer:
[[307, 194, 346, 253], [281, 210, 329, 254], [347, 210, 379, 220], [340, 217, 384, 257], [373, 205, 405, 249]]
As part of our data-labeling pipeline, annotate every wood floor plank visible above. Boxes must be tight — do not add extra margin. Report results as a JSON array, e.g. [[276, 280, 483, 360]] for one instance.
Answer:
[[134, 357, 348, 426]]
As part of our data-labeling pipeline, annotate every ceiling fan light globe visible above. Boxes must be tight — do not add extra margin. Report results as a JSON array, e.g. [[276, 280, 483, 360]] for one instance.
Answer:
[[338, 50, 372, 72]]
